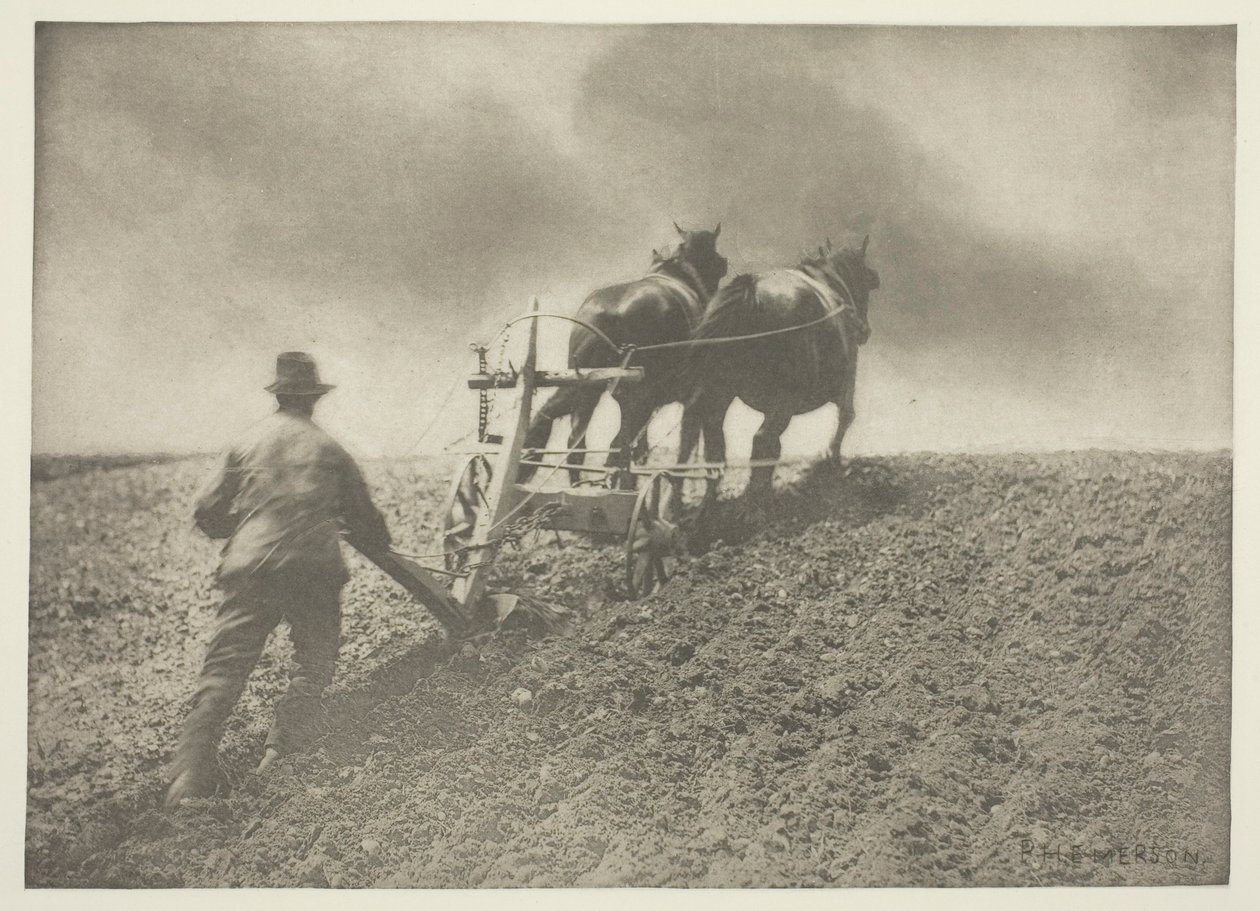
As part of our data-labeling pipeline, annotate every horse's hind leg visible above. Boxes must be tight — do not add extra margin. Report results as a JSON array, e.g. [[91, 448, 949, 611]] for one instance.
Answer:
[[677, 398, 703, 467], [672, 399, 704, 504], [520, 394, 563, 483], [519, 386, 592, 484], [564, 387, 603, 486], [749, 409, 792, 494], [697, 390, 733, 506], [609, 393, 655, 490], [827, 355, 859, 464]]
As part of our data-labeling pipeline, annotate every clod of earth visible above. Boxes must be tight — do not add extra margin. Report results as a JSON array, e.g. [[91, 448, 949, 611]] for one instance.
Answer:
[[26, 452, 1230, 886]]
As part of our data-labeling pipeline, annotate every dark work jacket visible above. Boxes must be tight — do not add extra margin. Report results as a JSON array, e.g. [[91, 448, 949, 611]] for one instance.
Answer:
[[193, 410, 391, 594]]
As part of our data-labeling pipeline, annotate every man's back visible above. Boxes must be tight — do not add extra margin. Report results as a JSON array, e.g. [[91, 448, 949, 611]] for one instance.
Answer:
[[194, 411, 389, 592], [168, 352, 393, 807]]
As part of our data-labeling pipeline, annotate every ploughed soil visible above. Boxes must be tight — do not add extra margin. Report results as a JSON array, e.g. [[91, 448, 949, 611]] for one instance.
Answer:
[[26, 450, 1231, 887]]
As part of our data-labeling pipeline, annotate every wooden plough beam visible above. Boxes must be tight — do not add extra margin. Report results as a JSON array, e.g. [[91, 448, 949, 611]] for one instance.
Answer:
[[352, 543, 471, 635]]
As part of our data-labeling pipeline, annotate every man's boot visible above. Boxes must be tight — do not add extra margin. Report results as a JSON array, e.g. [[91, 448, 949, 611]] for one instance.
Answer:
[[164, 761, 218, 808]]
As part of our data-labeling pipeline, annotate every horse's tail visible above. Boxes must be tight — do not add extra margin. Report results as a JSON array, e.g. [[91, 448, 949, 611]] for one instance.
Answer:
[[568, 297, 625, 371], [681, 273, 760, 392], [694, 273, 760, 339]]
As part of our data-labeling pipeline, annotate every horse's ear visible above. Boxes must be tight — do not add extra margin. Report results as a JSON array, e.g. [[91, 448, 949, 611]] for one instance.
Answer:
[[861, 235, 870, 256], [825, 236, 834, 252], [673, 220, 685, 236], [713, 222, 721, 238], [817, 246, 826, 258]]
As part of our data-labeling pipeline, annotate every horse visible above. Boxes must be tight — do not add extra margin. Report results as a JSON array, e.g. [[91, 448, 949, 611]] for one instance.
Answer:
[[681, 236, 880, 493], [519, 223, 728, 487]]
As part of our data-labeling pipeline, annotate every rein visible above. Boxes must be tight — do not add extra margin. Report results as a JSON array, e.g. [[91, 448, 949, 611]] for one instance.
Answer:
[[488, 258, 869, 358]]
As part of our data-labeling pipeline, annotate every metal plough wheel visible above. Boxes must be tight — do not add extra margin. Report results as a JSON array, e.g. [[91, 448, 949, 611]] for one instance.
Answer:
[[440, 454, 492, 573], [625, 471, 682, 599]]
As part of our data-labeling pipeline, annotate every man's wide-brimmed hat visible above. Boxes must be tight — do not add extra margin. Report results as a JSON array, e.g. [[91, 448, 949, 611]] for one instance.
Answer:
[[265, 352, 335, 396]]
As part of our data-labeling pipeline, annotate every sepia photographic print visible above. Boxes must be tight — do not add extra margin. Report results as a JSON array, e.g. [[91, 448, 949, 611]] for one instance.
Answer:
[[16, 1, 1250, 897]]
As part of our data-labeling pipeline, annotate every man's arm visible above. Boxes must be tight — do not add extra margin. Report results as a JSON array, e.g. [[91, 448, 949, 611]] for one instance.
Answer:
[[193, 449, 241, 539], [339, 455, 392, 551]]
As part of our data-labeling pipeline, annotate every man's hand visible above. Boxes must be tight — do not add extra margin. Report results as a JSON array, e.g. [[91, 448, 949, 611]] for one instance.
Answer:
[[193, 449, 241, 539]]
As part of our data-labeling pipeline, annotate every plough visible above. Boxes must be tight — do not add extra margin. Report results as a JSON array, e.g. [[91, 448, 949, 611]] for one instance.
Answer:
[[353, 300, 687, 637]]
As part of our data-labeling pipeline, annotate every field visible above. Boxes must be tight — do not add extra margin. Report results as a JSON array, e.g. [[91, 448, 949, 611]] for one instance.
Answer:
[[26, 450, 1231, 887]]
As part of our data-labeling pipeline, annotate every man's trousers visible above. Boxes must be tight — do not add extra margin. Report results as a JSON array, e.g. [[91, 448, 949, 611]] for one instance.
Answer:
[[171, 571, 342, 785]]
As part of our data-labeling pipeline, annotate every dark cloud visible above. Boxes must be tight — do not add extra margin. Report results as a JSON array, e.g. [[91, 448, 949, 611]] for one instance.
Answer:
[[570, 26, 1233, 443], [32, 24, 1233, 454], [37, 24, 630, 314]]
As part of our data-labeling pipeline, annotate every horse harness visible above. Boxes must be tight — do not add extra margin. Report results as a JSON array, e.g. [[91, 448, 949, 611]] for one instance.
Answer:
[[792, 267, 871, 358]]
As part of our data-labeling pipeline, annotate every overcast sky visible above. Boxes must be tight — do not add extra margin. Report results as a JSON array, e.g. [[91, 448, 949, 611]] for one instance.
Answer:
[[32, 23, 1234, 458]]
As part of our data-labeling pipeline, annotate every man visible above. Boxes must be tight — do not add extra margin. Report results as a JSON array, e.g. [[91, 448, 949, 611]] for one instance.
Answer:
[[166, 352, 392, 807]]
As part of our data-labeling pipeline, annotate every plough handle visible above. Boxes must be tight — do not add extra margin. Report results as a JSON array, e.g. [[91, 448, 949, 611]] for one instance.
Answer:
[[353, 543, 471, 636]]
